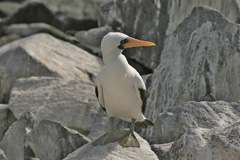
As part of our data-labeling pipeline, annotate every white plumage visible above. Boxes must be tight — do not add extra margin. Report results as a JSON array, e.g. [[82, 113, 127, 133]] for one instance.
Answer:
[[95, 32, 155, 123]]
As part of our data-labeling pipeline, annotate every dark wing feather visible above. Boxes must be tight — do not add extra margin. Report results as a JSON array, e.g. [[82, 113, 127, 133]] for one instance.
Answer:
[[138, 88, 147, 113], [95, 86, 106, 112]]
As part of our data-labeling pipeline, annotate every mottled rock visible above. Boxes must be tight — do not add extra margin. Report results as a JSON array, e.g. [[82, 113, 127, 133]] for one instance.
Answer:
[[0, 2, 21, 18], [0, 34, 101, 82], [151, 142, 172, 160], [74, 26, 113, 55], [100, 0, 240, 69], [0, 149, 7, 160], [149, 101, 240, 143], [0, 112, 90, 160], [0, 115, 28, 160], [3, 1, 62, 29], [0, 104, 16, 141], [63, 133, 158, 160], [0, 33, 101, 103], [9, 77, 107, 139], [168, 121, 240, 160], [37, 0, 111, 20], [2, 23, 79, 44], [28, 120, 90, 160], [145, 7, 240, 141]]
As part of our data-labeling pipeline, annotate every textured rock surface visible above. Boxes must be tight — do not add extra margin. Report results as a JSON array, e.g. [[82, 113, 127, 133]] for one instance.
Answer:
[[64, 133, 159, 160], [9, 77, 107, 139], [0, 105, 16, 141], [0, 113, 90, 160], [99, 0, 240, 69], [168, 121, 240, 160], [150, 101, 240, 143], [28, 120, 90, 160], [145, 7, 240, 142], [3, 1, 62, 29], [0, 33, 101, 103], [0, 149, 7, 160]]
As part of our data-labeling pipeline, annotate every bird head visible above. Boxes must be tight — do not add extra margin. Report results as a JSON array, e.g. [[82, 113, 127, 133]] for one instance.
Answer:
[[101, 32, 156, 53]]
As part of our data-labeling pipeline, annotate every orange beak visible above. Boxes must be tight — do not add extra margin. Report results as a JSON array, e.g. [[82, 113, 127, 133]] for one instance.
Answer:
[[123, 37, 156, 49]]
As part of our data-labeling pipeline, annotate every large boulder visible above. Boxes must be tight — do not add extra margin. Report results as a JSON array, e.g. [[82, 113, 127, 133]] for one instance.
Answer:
[[28, 119, 90, 160], [63, 133, 159, 160], [145, 7, 240, 141], [3, 1, 62, 29], [147, 101, 240, 143], [0, 33, 101, 103], [0, 113, 90, 160], [0, 105, 16, 141], [9, 77, 108, 139], [99, 0, 240, 70], [168, 121, 240, 160]]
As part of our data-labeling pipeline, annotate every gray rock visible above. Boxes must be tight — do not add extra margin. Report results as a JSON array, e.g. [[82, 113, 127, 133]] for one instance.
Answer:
[[2, 23, 79, 44], [3, 1, 62, 30], [9, 77, 107, 139], [35, 0, 111, 20], [74, 26, 113, 55], [148, 101, 240, 143], [0, 115, 28, 160], [99, 0, 240, 70], [63, 133, 159, 160], [145, 7, 240, 141], [168, 121, 240, 160], [0, 2, 22, 18], [0, 149, 7, 160], [0, 33, 101, 102], [0, 112, 90, 160], [151, 142, 172, 160], [0, 104, 16, 141], [28, 120, 90, 160]]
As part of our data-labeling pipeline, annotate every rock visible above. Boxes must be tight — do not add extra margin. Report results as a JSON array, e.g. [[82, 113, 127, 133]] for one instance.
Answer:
[[0, 33, 101, 102], [2, 23, 79, 44], [209, 121, 240, 160], [0, 114, 28, 160], [57, 14, 98, 31], [37, 0, 111, 20], [0, 2, 22, 18], [145, 7, 240, 141], [168, 121, 240, 160], [63, 133, 159, 160], [0, 149, 7, 160], [99, 0, 240, 70], [74, 26, 113, 55], [28, 120, 90, 160], [0, 112, 90, 160], [148, 101, 240, 143], [0, 104, 16, 141], [9, 77, 107, 139], [151, 142, 172, 160], [3, 1, 62, 29]]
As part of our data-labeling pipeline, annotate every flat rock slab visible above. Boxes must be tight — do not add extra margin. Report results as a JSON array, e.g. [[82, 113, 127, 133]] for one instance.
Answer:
[[0, 33, 101, 82], [9, 77, 107, 139], [64, 133, 158, 160]]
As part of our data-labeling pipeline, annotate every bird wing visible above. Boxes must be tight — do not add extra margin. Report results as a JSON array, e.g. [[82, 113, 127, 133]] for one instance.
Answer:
[[95, 79, 106, 112], [134, 72, 147, 113]]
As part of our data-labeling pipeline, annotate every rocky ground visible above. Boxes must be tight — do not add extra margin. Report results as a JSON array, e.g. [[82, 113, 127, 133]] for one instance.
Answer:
[[0, 0, 240, 160]]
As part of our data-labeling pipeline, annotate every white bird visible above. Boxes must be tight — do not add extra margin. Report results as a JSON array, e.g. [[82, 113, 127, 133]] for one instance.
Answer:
[[95, 32, 156, 147]]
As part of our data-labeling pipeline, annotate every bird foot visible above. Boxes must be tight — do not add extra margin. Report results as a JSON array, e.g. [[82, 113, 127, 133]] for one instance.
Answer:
[[119, 131, 140, 148]]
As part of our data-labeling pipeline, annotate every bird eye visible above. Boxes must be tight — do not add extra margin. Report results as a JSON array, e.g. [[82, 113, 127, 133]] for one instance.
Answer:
[[118, 38, 128, 49]]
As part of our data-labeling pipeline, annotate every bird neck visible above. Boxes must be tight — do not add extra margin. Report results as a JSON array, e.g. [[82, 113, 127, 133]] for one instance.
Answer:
[[102, 48, 124, 65]]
